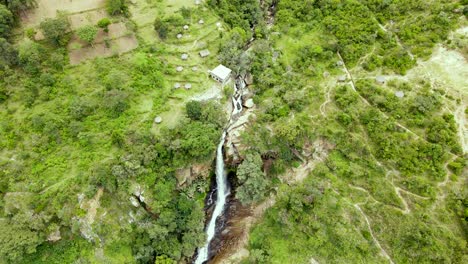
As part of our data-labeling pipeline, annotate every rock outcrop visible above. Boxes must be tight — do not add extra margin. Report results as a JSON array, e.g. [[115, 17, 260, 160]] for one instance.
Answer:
[[175, 161, 212, 187]]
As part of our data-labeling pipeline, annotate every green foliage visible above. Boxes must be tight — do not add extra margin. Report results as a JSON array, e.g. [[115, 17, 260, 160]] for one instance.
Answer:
[[153, 15, 184, 40], [103, 89, 129, 117], [0, 37, 17, 68], [208, 0, 262, 33], [18, 39, 44, 74], [176, 121, 219, 161], [185, 100, 227, 128], [218, 30, 250, 75], [236, 152, 269, 205], [0, 213, 46, 262], [185, 100, 202, 120], [76, 25, 98, 45], [448, 157, 466, 176], [39, 14, 71, 46], [1, 0, 37, 14], [179, 7, 192, 20], [106, 0, 128, 16], [97, 17, 111, 31], [0, 4, 13, 38]]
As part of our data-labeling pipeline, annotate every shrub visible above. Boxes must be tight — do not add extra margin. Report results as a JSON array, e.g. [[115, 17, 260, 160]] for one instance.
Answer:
[[0, 4, 14, 38], [39, 14, 71, 46], [185, 101, 202, 120], [76, 25, 98, 46], [97, 18, 111, 32], [106, 0, 128, 16]]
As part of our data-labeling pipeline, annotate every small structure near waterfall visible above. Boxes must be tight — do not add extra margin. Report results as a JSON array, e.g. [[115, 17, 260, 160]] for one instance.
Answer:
[[209, 64, 232, 84]]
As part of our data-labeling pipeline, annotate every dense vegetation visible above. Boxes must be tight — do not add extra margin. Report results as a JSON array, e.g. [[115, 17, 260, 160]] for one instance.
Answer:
[[0, 1, 226, 263], [0, 0, 466, 263], [209, 0, 467, 263]]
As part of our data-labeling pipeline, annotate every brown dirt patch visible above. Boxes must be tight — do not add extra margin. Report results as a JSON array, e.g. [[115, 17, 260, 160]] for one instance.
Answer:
[[21, 0, 106, 27], [69, 9, 107, 30], [69, 35, 138, 65]]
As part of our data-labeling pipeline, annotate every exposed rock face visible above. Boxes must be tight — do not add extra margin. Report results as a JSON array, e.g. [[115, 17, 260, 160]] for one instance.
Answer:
[[243, 98, 254, 108], [245, 73, 254, 85], [47, 229, 61, 242], [77, 188, 103, 242], [224, 109, 255, 164], [175, 161, 212, 186]]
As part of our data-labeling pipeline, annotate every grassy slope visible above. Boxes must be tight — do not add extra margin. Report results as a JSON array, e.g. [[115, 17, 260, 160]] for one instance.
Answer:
[[243, 1, 467, 263], [0, 1, 228, 262]]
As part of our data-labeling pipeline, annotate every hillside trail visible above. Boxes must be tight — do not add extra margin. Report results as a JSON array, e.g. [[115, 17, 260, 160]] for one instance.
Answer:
[[319, 86, 331, 116], [337, 51, 461, 159], [354, 204, 395, 264], [331, 187, 395, 264]]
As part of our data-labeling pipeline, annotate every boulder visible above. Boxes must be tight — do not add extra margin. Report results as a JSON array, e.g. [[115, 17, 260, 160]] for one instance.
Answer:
[[175, 168, 191, 186], [129, 196, 140, 207], [47, 229, 61, 242], [243, 98, 255, 108], [337, 75, 347, 82], [395, 91, 405, 98], [245, 72, 254, 85], [375, 75, 386, 84]]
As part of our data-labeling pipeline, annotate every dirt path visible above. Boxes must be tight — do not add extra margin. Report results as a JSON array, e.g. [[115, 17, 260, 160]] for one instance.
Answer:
[[337, 52, 461, 158], [354, 204, 395, 264], [454, 103, 467, 153], [319, 86, 331, 116]]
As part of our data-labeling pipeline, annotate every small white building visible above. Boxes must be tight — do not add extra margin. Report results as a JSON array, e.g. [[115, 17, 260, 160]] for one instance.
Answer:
[[209, 64, 232, 84], [199, 49, 210, 58]]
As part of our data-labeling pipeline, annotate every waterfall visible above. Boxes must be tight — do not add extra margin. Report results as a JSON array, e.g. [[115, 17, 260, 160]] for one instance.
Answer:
[[194, 77, 245, 264], [194, 132, 230, 264]]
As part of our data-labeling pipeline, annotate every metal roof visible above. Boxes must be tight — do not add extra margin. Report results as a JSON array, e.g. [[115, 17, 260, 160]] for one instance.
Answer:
[[210, 64, 232, 80]]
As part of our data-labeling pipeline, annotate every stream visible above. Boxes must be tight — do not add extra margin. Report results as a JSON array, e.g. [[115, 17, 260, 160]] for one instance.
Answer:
[[194, 78, 246, 264]]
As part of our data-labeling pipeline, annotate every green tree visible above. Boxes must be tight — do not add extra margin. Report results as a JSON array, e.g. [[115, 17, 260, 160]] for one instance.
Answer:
[[0, 4, 13, 37], [153, 17, 168, 39], [106, 0, 127, 16], [236, 152, 269, 205], [185, 100, 202, 120], [76, 25, 98, 46], [178, 121, 218, 161], [39, 14, 70, 46], [0, 37, 17, 68], [103, 89, 129, 117], [3, 0, 37, 14], [0, 213, 45, 262], [17, 39, 42, 74]]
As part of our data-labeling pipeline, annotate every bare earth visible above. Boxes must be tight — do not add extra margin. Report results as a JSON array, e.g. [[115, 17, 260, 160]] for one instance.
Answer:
[[69, 35, 138, 65], [21, 0, 106, 26]]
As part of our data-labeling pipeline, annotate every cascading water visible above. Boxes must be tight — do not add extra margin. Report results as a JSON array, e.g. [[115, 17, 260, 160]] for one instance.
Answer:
[[194, 132, 229, 264], [194, 78, 245, 264]]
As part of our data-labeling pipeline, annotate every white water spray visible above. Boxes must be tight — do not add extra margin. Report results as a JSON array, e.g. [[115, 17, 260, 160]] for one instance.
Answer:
[[194, 132, 229, 264], [194, 78, 245, 264]]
